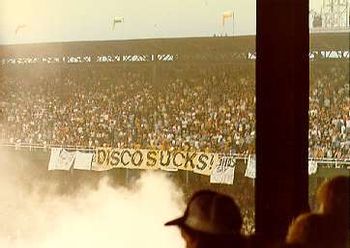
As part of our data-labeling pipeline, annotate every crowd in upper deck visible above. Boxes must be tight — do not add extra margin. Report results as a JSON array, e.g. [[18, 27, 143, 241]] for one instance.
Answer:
[[0, 63, 349, 158]]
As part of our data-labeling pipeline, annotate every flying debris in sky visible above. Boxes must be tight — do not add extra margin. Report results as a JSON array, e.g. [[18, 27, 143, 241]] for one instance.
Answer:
[[14, 24, 27, 35], [222, 11, 234, 26], [112, 17, 124, 30], [154, 24, 162, 32]]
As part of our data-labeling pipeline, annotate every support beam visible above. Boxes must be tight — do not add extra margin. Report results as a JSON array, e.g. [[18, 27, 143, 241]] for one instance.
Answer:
[[256, 0, 310, 243]]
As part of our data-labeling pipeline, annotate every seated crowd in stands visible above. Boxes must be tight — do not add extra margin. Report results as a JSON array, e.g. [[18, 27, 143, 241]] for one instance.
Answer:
[[0, 63, 349, 159]]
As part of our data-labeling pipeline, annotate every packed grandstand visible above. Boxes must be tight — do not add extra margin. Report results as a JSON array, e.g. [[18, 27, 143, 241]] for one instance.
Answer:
[[0, 34, 349, 238], [0, 55, 349, 159]]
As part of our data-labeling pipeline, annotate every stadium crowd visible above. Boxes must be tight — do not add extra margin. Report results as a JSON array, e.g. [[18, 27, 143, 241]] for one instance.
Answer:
[[0, 62, 348, 245], [309, 65, 350, 159], [0, 62, 349, 159]]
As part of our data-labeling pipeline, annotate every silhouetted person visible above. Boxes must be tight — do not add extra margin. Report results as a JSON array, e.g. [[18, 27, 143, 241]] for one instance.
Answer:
[[165, 189, 246, 248], [286, 176, 349, 248], [316, 176, 349, 219]]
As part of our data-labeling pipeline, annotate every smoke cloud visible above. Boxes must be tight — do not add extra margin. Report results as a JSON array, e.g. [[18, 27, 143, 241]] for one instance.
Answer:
[[0, 149, 185, 248]]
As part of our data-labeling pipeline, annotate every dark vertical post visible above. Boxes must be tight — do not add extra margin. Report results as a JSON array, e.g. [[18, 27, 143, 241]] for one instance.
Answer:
[[256, 0, 310, 243]]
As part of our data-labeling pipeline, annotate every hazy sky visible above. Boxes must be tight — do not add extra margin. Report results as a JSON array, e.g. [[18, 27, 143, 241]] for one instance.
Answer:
[[0, 0, 324, 44]]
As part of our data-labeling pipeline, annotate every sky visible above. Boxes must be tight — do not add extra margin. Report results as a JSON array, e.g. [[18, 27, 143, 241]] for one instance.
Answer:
[[0, 0, 324, 44]]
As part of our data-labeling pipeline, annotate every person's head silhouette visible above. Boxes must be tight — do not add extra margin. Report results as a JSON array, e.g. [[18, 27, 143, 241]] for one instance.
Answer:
[[165, 190, 245, 248]]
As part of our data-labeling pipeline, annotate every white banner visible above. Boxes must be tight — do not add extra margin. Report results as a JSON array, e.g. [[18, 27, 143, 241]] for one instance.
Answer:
[[48, 147, 221, 176], [245, 155, 256, 179], [48, 148, 62, 171], [210, 156, 236, 185], [48, 148, 76, 171], [57, 149, 76, 170], [74, 152, 93, 170], [308, 160, 318, 175]]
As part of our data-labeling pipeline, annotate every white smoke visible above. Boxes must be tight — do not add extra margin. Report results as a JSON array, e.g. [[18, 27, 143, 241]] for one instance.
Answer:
[[0, 149, 186, 248]]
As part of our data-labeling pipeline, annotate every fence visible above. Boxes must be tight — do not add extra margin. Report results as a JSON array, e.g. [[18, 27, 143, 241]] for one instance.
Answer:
[[1, 142, 349, 167]]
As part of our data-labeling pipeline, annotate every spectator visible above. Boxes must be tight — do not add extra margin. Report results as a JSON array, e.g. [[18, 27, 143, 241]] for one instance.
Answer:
[[165, 189, 247, 248], [286, 176, 350, 248]]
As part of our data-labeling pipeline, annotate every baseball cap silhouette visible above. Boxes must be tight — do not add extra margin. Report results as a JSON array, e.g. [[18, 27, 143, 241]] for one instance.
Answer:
[[165, 190, 242, 234]]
